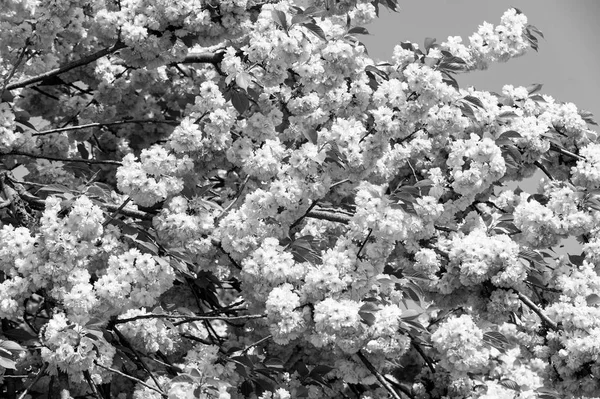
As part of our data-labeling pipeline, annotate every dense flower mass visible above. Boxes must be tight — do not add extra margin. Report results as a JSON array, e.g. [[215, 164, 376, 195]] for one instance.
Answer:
[[0, 0, 598, 398]]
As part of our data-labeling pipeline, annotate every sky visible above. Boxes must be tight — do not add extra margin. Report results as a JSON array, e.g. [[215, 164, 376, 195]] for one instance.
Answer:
[[362, 0, 600, 120]]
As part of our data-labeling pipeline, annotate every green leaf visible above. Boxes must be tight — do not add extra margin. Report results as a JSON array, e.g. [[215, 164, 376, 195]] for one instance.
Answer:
[[291, 13, 310, 26], [271, 10, 288, 32], [302, 128, 318, 145], [483, 331, 509, 351], [348, 26, 369, 35], [499, 379, 520, 391], [424, 37, 436, 53], [0, 356, 16, 369], [235, 72, 252, 91], [459, 103, 475, 119], [0, 340, 25, 352], [528, 24, 544, 39], [579, 109, 598, 125], [302, 22, 327, 41], [462, 95, 485, 109], [498, 130, 522, 139], [525, 83, 543, 95]]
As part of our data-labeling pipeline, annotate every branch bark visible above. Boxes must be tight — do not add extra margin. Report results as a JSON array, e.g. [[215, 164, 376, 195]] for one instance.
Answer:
[[5, 41, 126, 91]]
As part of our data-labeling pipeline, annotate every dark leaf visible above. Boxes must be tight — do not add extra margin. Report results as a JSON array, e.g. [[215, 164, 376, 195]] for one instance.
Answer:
[[77, 143, 89, 160], [569, 254, 585, 266], [2, 328, 37, 341], [231, 90, 249, 115], [302, 22, 327, 41], [348, 26, 369, 35], [309, 365, 334, 377], [498, 130, 522, 139], [499, 379, 520, 391], [586, 294, 600, 306]]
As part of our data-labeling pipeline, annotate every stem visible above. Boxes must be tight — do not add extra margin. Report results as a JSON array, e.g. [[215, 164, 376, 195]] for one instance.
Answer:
[[356, 350, 405, 399], [6, 41, 126, 91]]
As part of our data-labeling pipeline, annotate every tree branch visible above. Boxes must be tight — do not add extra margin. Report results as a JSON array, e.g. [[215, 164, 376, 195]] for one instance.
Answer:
[[93, 361, 166, 397], [306, 209, 351, 224], [549, 143, 584, 161], [5, 41, 126, 91], [6, 151, 122, 166], [32, 119, 179, 136], [515, 290, 559, 331], [112, 312, 265, 326], [356, 350, 406, 399], [17, 364, 48, 399]]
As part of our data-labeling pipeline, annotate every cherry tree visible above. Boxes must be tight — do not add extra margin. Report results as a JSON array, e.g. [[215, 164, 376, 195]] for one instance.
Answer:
[[0, 0, 598, 398]]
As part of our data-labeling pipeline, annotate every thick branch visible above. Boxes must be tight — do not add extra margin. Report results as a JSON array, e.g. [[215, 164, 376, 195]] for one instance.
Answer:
[[180, 50, 226, 65], [5, 41, 126, 91], [306, 209, 351, 224]]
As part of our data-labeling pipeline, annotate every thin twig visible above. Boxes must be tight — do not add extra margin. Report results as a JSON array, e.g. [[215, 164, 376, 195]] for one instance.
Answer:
[[241, 334, 273, 354], [1, 44, 29, 98], [17, 364, 48, 399], [94, 361, 167, 397], [103, 196, 132, 227], [6, 41, 126, 91], [83, 370, 103, 399], [356, 228, 372, 260], [515, 290, 559, 331], [356, 350, 404, 399], [217, 175, 250, 221], [6, 151, 122, 166], [410, 336, 435, 374], [549, 143, 583, 161], [289, 199, 319, 231], [534, 161, 554, 181], [112, 326, 165, 393], [32, 119, 179, 136]]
